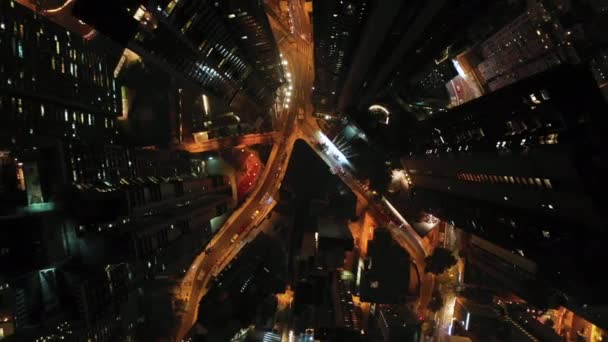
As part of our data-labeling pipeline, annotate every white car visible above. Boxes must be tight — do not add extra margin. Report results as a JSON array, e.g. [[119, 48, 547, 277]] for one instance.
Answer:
[[230, 234, 239, 244]]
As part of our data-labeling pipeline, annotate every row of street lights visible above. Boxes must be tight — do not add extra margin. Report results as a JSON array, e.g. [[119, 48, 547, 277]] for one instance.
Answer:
[[281, 54, 293, 109]]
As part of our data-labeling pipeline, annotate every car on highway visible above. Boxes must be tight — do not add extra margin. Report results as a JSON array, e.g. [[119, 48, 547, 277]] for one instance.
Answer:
[[251, 209, 261, 220], [230, 234, 239, 244], [238, 225, 248, 234]]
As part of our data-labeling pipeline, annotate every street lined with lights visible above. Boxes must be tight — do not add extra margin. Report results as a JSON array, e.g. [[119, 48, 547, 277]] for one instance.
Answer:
[[176, 0, 431, 340]]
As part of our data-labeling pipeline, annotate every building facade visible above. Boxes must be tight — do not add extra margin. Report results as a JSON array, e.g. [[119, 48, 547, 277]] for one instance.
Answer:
[[72, 0, 280, 121], [402, 65, 608, 318], [312, 0, 369, 114]]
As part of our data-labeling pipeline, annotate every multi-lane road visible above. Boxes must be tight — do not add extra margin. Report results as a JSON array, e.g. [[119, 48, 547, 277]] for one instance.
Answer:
[[174, 0, 431, 340], [174, 4, 312, 340]]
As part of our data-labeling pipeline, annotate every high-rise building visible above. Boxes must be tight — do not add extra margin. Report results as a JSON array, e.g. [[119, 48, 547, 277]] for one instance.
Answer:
[[216, 0, 284, 95], [359, 228, 410, 304], [1, 0, 122, 210], [466, 0, 578, 94], [0, 3, 238, 340], [71, 0, 278, 120], [0, 0, 121, 143], [312, 0, 369, 114], [401, 65, 608, 310]]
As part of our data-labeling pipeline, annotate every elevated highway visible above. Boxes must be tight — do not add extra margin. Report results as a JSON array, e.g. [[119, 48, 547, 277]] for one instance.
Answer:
[[174, 0, 432, 340]]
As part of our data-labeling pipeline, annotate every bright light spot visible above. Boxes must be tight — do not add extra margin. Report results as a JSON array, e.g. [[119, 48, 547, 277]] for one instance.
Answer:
[[369, 104, 390, 115], [228, 13, 236, 18], [241, 35, 248, 40], [316, 132, 353, 169], [282, 60, 288, 65]]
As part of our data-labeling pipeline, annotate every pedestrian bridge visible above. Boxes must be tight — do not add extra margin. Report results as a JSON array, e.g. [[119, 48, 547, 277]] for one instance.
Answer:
[[178, 132, 275, 153]]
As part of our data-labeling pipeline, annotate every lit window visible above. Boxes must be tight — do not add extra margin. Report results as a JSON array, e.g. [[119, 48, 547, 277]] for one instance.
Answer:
[[64, 109, 69, 121], [181, 17, 194, 33], [15, 40, 24, 58], [88, 114, 93, 126], [165, 0, 178, 15], [543, 179, 552, 189], [535, 178, 542, 187], [530, 93, 541, 104], [509, 176, 515, 184], [545, 133, 558, 145], [40, 104, 45, 117]]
